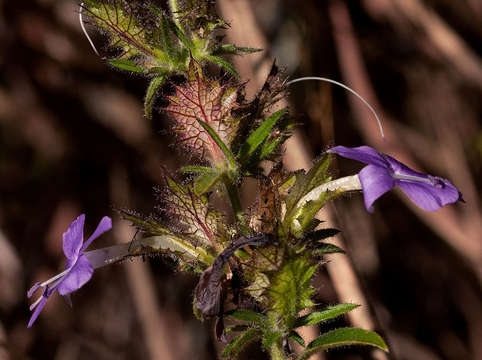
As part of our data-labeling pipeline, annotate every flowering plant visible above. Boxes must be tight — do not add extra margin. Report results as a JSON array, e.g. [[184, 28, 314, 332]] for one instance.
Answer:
[[27, 1, 462, 359]]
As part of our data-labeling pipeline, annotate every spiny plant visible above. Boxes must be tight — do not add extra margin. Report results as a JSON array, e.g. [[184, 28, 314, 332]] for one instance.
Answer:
[[27, 1, 463, 359], [81, 0, 259, 118]]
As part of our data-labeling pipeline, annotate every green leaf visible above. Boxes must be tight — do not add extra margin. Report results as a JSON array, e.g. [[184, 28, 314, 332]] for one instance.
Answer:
[[144, 75, 166, 119], [285, 155, 332, 215], [135, 235, 214, 264], [289, 330, 305, 347], [167, 17, 194, 50], [225, 325, 249, 334], [298, 328, 388, 360], [204, 55, 239, 77], [312, 243, 345, 256], [222, 327, 263, 358], [149, 4, 179, 61], [294, 304, 360, 328], [109, 59, 145, 73], [199, 121, 237, 170], [259, 137, 282, 160], [302, 218, 323, 234], [268, 256, 317, 330], [307, 228, 340, 241], [120, 212, 170, 236], [193, 169, 224, 195], [212, 44, 262, 56], [180, 166, 214, 174], [227, 310, 268, 326], [238, 109, 286, 162]]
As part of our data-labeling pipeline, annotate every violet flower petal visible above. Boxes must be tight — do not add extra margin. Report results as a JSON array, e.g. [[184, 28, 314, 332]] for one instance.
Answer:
[[57, 255, 94, 296], [358, 164, 396, 212], [27, 296, 48, 328], [62, 214, 85, 261], [327, 145, 388, 168], [82, 216, 112, 251], [397, 180, 461, 211], [384, 155, 430, 179]]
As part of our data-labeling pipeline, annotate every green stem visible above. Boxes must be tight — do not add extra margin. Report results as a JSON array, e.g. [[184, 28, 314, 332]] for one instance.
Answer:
[[222, 176, 249, 235], [168, 0, 182, 28], [269, 341, 287, 360]]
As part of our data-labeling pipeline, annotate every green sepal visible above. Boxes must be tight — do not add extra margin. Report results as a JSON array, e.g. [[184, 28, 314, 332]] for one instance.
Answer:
[[307, 228, 340, 242], [167, 17, 194, 50], [144, 75, 166, 119], [109, 59, 145, 73], [238, 109, 286, 163], [137, 235, 214, 265], [193, 169, 224, 195], [289, 330, 305, 347], [180, 165, 214, 174], [259, 136, 282, 160], [199, 121, 238, 171], [227, 309, 268, 326], [268, 256, 317, 330], [222, 327, 263, 358], [204, 55, 239, 77], [149, 4, 179, 62], [312, 243, 345, 256], [121, 212, 170, 236], [285, 155, 332, 215], [294, 304, 360, 328], [212, 44, 262, 56], [225, 325, 249, 334], [298, 328, 388, 360], [302, 218, 323, 234], [290, 193, 331, 238]]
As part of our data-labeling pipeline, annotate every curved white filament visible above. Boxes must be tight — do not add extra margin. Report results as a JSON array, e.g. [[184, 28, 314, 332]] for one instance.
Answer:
[[79, 3, 100, 56], [287, 76, 385, 139]]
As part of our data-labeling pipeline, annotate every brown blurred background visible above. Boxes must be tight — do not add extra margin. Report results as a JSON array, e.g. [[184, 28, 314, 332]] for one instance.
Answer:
[[0, 0, 481, 359]]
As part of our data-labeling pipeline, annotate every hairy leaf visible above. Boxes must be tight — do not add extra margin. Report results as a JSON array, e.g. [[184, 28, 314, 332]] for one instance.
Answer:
[[134, 235, 214, 264], [193, 169, 224, 195], [307, 228, 340, 241], [162, 175, 222, 248], [238, 109, 286, 163], [222, 327, 263, 358], [109, 58, 145, 73], [83, 1, 160, 65], [284, 155, 332, 216], [294, 304, 360, 328], [181, 165, 215, 174], [289, 330, 305, 347], [268, 256, 317, 330], [298, 328, 388, 360], [165, 60, 240, 164], [227, 309, 268, 325], [199, 121, 237, 170], [312, 243, 345, 256], [144, 75, 166, 118], [212, 44, 262, 56]]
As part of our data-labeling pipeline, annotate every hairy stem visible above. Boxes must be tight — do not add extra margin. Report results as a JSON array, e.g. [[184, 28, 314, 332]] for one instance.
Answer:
[[269, 341, 287, 360], [222, 175, 249, 234], [168, 0, 182, 28]]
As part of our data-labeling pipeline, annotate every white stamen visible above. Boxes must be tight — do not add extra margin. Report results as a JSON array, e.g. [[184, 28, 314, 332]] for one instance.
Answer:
[[29, 293, 44, 310], [392, 173, 436, 186], [39, 268, 71, 288], [287, 76, 385, 139], [79, 3, 100, 56]]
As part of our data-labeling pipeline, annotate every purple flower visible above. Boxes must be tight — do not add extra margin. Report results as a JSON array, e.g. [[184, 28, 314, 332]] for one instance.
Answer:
[[327, 145, 462, 212], [27, 214, 112, 328]]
